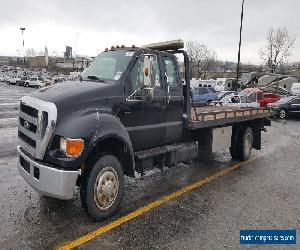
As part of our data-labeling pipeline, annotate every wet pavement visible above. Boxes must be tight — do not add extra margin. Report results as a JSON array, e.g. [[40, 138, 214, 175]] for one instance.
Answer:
[[0, 82, 299, 249]]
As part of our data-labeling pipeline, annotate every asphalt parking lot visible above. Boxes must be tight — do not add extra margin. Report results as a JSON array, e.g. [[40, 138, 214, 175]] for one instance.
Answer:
[[0, 83, 299, 249]]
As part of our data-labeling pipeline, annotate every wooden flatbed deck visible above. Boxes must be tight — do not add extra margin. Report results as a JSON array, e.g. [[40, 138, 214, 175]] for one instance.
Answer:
[[188, 106, 273, 129]]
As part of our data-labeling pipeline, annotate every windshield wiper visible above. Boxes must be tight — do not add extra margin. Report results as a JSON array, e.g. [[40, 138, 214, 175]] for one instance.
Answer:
[[86, 75, 107, 82]]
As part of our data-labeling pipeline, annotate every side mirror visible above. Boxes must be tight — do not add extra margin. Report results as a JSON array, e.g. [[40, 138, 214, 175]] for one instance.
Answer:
[[142, 56, 155, 102]]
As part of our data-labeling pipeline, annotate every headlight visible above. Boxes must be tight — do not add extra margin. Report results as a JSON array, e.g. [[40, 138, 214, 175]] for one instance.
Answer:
[[60, 137, 84, 157]]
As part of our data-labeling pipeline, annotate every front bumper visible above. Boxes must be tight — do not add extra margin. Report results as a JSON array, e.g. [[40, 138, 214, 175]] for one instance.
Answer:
[[268, 107, 279, 116], [17, 146, 79, 200]]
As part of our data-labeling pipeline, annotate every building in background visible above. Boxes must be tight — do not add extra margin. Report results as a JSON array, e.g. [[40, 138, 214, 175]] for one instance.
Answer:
[[64, 46, 72, 59]]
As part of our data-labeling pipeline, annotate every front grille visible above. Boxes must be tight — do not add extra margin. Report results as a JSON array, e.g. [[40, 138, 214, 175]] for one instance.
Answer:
[[20, 156, 30, 173], [19, 117, 37, 134], [20, 102, 38, 118], [18, 131, 36, 148], [18, 96, 57, 159]]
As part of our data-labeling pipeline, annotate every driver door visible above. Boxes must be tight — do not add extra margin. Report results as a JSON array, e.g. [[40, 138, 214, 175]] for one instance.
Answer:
[[120, 54, 166, 151], [289, 98, 300, 115]]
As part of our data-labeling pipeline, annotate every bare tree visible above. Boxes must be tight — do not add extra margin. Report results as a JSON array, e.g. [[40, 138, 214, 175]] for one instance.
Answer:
[[37, 50, 45, 56], [259, 27, 295, 73], [186, 41, 218, 79], [25, 48, 37, 57]]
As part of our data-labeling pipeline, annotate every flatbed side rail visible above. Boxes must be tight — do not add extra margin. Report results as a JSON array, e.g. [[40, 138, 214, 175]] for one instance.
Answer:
[[188, 107, 273, 129], [193, 107, 271, 121]]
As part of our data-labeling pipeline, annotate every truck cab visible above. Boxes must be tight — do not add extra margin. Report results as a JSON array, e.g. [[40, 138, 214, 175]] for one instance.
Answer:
[[17, 40, 271, 221], [17, 40, 188, 219]]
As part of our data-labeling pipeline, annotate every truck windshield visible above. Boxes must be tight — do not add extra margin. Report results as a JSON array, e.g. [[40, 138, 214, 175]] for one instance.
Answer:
[[81, 50, 134, 83]]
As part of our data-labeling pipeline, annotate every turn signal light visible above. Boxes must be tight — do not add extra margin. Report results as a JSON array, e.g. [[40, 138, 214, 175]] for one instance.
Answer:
[[60, 137, 84, 157]]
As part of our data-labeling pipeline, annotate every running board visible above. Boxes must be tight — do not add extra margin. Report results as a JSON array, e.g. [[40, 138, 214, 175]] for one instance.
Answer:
[[134, 142, 198, 176]]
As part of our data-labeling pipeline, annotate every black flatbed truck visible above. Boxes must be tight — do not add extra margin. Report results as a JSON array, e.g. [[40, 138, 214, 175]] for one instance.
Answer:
[[17, 40, 272, 220]]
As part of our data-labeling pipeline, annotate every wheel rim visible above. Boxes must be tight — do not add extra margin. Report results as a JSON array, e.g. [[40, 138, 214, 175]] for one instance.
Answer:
[[243, 131, 253, 158], [279, 109, 286, 119], [94, 167, 119, 211]]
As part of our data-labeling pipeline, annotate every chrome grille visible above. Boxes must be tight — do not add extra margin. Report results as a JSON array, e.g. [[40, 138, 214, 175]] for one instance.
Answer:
[[18, 130, 36, 148], [19, 117, 37, 134], [20, 102, 38, 117], [18, 96, 57, 159]]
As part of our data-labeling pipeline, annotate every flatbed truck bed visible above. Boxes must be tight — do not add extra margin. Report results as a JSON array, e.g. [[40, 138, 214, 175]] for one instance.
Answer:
[[188, 106, 273, 129]]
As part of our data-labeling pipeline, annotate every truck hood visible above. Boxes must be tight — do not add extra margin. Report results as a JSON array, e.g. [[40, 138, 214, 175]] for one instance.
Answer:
[[28, 80, 124, 119]]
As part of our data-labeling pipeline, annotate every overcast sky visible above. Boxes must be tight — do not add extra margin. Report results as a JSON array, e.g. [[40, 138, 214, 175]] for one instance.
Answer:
[[0, 0, 299, 64]]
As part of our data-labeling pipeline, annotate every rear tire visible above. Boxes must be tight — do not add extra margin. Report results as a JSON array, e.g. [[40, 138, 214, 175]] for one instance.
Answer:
[[230, 126, 253, 161], [80, 154, 124, 221]]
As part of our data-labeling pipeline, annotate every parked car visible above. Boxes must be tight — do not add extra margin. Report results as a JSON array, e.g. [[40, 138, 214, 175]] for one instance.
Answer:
[[3, 74, 11, 83], [221, 94, 260, 108], [16, 76, 29, 86], [267, 96, 300, 119], [240, 88, 281, 107], [291, 83, 300, 96], [43, 77, 54, 86], [214, 78, 237, 92], [53, 77, 67, 84], [24, 77, 46, 88], [217, 91, 236, 101], [192, 87, 218, 106], [8, 75, 21, 85]]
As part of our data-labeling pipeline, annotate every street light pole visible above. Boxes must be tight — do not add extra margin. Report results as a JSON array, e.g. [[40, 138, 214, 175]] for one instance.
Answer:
[[235, 0, 245, 91], [20, 27, 25, 64]]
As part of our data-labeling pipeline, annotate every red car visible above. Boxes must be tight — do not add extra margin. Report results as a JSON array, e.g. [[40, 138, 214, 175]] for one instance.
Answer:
[[241, 88, 281, 107]]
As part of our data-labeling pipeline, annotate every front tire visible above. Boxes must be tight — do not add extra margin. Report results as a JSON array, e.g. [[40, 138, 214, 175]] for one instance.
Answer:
[[279, 108, 286, 119], [80, 154, 124, 221]]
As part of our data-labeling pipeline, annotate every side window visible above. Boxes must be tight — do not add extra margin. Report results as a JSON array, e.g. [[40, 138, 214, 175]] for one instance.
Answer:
[[291, 98, 300, 104], [248, 92, 255, 102], [164, 58, 177, 87], [199, 88, 209, 95], [193, 88, 199, 95], [130, 55, 160, 91], [257, 92, 263, 100], [240, 96, 246, 103], [246, 97, 252, 103]]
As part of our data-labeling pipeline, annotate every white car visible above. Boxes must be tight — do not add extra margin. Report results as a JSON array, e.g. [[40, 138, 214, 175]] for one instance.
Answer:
[[8, 75, 21, 85], [24, 77, 46, 88], [291, 83, 300, 96], [221, 94, 260, 108]]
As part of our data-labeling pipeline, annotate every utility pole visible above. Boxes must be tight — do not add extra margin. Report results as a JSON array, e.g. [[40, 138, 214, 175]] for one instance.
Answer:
[[20, 27, 26, 64], [235, 0, 245, 91]]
